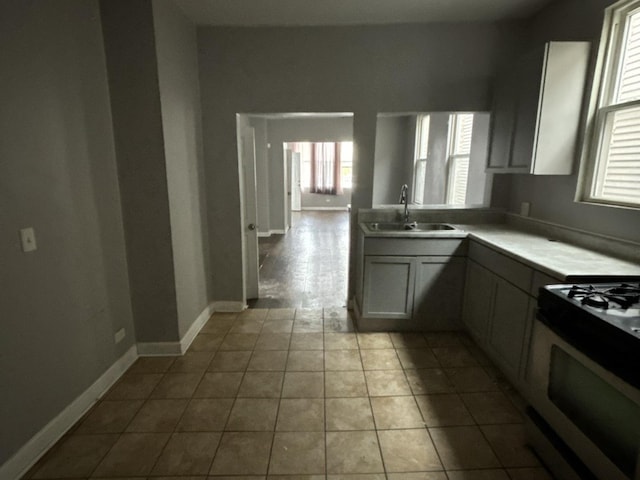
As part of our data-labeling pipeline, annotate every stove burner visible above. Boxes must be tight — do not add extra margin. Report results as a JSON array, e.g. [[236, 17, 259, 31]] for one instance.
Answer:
[[567, 283, 640, 309]]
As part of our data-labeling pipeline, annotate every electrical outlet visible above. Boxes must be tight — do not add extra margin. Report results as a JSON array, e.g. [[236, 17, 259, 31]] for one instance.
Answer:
[[520, 202, 531, 217], [114, 328, 126, 344], [20, 227, 37, 252]]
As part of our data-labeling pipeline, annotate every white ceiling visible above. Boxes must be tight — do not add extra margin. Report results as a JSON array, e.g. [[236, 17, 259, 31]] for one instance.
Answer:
[[174, 0, 555, 26]]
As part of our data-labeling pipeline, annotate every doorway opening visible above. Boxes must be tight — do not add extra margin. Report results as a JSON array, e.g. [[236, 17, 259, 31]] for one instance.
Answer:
[[284, 141, 353, 215], [237, 113, 354, 309]]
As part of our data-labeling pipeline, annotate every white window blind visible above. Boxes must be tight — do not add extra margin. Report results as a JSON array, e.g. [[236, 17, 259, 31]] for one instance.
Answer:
[[614, 9, 640, 103], [446, 114, 474, 205], [453, 114, 473, 155], [413, 115, 430, 204], [594, 106, 640, 203], [587, 1, 640, 207]]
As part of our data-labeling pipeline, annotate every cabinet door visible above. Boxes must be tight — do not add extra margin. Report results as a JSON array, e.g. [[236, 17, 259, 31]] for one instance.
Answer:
[[510, 47, 545, 169], [362, 256, 415, 319], [487, 71, 517, 169], [462, 260, 495, 341], [488, 278, 531, 382], [414, 256, 466, 330]]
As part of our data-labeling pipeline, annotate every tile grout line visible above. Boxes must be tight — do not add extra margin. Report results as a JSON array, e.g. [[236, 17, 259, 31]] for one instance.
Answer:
[[358, 340, 389, 477]]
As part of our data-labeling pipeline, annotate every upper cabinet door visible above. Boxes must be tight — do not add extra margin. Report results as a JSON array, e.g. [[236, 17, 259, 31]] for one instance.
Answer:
[[487, 41, 590, 175], [487, 71, 517, 170]]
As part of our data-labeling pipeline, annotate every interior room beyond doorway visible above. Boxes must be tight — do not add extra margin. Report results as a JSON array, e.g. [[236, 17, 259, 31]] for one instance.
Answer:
[[252, 210, 350, 309]]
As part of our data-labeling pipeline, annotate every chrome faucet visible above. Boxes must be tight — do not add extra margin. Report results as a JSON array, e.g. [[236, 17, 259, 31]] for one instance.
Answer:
[[399, 184, 410, 223]]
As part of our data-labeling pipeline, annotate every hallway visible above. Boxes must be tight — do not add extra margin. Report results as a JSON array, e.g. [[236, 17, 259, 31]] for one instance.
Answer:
[[253, 211, 350, 309]]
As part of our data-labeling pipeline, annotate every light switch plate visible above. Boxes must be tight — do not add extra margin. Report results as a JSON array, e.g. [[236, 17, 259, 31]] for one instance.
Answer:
[[20, 227, 37, 252], [520, 202, 531, 217]]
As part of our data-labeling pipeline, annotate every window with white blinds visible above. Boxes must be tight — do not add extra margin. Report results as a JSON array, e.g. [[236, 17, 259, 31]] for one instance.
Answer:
[[412, 115, 430, 204], [446, 114, 474, 205], [586, 0, 640, 207]]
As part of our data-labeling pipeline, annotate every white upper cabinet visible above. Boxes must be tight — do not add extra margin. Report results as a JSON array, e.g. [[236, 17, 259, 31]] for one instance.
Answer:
[[487, 42, 590, 174]]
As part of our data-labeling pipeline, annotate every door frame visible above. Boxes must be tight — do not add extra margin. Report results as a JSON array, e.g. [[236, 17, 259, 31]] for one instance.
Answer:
[[237, 119, 260, 302]]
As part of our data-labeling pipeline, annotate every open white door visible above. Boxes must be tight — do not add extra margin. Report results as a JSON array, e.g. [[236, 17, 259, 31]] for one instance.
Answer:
[[291, 151, 301, 211], [239, 126, 259, 300], [285, 149, 292, 230]]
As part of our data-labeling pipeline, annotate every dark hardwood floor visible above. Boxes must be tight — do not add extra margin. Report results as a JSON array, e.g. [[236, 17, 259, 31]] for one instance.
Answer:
[[249, 211, 349, 309]]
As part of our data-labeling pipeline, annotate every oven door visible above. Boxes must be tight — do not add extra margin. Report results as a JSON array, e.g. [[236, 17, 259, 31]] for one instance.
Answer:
[[527, 319, 640, 480]]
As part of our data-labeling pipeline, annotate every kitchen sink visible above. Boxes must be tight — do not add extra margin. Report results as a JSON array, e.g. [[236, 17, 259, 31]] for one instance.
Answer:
[[367, 222, 457, 231]]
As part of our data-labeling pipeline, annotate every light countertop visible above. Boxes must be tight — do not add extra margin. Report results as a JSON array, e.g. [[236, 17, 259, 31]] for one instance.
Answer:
[[359, 221, 640, 280]]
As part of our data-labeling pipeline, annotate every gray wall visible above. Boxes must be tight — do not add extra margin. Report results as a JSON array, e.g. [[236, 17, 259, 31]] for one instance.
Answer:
[[501, 0, 640, 243], [198, 23, 523, 300], [373, 116, 415, 205], [266, 117, 354, 230], [101, 0, 179, 342], [153, 0, 211, 337], [0, 0, 135, 465]]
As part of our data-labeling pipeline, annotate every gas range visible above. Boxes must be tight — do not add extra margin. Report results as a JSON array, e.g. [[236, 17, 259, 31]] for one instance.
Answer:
[[538, 282, 640, 389]]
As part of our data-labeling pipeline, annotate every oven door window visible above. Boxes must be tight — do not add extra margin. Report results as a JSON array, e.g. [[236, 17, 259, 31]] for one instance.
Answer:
[[548, 346, 640, 477]]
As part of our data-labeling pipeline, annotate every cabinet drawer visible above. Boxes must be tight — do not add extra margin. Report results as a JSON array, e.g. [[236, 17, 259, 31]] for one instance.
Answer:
[[364, 238, 467, 257], [468, 242, 532, 292]]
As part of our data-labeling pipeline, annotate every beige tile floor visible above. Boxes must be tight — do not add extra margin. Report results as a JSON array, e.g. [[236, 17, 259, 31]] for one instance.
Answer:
[[26, 307, 554, 479]]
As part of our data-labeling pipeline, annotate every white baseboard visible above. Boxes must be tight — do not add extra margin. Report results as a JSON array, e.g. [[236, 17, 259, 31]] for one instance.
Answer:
[[137, 303, 217, 356], [0, 345, 138, 480], [212, 301, 247, 312], [257, 229, 286, 237], [179, 303, 215, 353], [301, 206, 349, 211]]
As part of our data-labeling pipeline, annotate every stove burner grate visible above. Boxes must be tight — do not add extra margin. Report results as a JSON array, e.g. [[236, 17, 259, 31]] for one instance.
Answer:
[[567, 283, 640, 309]]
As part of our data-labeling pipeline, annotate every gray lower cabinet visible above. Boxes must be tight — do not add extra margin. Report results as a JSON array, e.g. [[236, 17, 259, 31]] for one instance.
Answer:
[[414, 256, 466, 330], [462, 248, 565, 393], [462, 243, 535, 388], [357, 237, 468, 331], [362, 256, 415, 319], [462, 260, 494, 340], [487, 277, 531, 381]]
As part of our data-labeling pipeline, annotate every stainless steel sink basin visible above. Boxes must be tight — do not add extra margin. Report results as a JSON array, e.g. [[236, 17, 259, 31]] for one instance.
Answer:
[[367, 222, 456, 232]]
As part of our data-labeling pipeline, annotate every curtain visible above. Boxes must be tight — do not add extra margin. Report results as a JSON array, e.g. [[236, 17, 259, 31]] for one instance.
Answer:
[[311, 142, 342, 195]]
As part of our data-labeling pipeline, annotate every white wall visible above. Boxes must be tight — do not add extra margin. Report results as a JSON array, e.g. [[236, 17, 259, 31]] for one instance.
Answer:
[[153, 0, 211, 337], [197, 23, 524, 300], [0, 0, 135, 466], [502, 0, 640, 243]]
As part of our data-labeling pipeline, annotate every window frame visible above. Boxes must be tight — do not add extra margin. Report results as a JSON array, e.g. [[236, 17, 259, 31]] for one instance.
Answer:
[[412, 114, 430, 204], [445, 113, 473, 205], [577, 0, 640, 209]]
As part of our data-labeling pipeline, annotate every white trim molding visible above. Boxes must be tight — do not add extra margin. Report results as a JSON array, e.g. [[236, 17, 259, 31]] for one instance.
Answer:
[[0, 346, 138, 480], [179, 302, 215, 353], [137, 303, 219, 356], [257, 229, 286, 237], [212, 301, 247, 312], [301, 206, 349, 211]]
